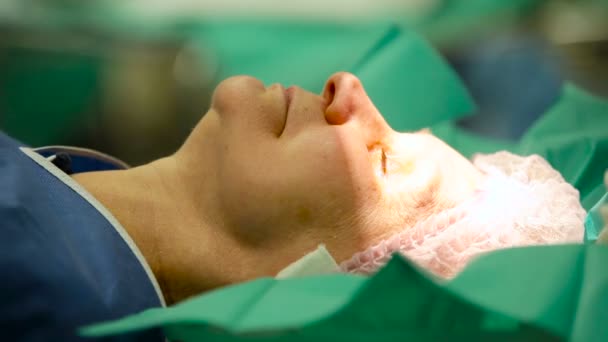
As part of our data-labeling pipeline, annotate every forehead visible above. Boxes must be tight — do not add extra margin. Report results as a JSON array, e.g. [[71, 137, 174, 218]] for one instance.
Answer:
[[390, 129, 446, 150]]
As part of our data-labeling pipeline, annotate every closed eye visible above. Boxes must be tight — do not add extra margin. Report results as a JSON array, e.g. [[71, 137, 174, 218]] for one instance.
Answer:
[[381, 149, 387, 174], [368, 143, 386, 176]]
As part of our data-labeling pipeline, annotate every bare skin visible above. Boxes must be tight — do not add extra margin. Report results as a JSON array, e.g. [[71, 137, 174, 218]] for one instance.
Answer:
[[73, 72, 483, 304]]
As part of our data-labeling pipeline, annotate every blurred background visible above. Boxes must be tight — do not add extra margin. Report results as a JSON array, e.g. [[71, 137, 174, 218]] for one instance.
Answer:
[[1, 0, 607, 165]]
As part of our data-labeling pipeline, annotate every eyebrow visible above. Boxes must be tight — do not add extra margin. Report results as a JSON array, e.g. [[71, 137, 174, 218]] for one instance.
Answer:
[[412, 170, 443, 210]]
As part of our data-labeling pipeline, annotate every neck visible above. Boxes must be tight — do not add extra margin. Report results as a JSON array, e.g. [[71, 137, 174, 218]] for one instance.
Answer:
[[72, 157, 238, 304]]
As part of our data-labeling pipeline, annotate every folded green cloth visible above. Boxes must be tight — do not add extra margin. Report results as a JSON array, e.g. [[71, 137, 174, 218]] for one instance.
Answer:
[[82, 244, 608, 341], [185, 20, 474, 130]]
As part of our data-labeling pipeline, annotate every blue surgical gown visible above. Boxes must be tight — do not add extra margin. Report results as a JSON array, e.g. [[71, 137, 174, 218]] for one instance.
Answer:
[[0, 131, 164, 341]]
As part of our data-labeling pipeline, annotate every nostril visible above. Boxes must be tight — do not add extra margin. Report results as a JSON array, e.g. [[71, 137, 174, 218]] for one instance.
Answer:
[[323, 76, 349, 125], [328, 82, 335, 98], [323, 81, 336, 106]]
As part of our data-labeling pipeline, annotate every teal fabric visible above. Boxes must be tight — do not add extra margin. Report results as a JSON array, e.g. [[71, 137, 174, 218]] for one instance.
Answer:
[[83, 244, 608, 341], [1, 49, 101, 146], [185, 21, 475, 130], [586, 193, 608, 242], [1, 19, 475, 143]]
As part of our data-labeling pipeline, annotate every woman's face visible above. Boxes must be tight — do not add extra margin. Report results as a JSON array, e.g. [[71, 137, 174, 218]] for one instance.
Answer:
[[178, 72, 482, 268]]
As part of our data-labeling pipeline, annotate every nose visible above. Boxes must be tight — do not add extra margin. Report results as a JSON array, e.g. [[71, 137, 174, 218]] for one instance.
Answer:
[[322, 72, 392, 138]]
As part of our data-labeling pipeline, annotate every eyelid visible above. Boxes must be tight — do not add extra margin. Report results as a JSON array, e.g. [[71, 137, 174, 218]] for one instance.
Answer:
[[368, 143, 387, 177], [383, 148, 415, 176], [381, 148, 387, 174]]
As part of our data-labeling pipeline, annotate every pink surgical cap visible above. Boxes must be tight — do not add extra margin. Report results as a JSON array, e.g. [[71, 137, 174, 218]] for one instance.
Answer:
[[341, 152, 586, 278]]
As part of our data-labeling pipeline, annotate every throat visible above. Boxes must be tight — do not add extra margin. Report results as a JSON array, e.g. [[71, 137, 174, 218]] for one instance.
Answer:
[[72, 162, 182, 302]]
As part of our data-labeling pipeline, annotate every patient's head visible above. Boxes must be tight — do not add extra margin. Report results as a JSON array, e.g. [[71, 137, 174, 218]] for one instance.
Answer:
[[75, 72, 585, 303], [174, 71, 583, 283], [176, 72, 483, 263]]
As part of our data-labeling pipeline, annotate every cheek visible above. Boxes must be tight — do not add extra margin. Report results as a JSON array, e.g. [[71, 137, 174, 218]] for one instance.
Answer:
[[283, 129, 384, 224], [216, 127, 383, 246]]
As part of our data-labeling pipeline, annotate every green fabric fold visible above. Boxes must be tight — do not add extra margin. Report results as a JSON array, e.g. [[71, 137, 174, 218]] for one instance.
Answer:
[[187, 21, 475, 130], [83, 244, 608, 341]]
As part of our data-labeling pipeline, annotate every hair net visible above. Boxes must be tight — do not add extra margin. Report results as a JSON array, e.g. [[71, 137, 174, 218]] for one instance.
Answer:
[[341, 151, 586, 278]]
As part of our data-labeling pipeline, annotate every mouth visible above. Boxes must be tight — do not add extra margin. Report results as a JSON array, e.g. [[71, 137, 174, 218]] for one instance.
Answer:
[[278, 86, 296, 137]]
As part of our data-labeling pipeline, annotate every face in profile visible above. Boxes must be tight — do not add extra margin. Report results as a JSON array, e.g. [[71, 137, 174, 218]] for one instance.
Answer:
[[72, 70, 584, 303], [176, 72, 483, 276]]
